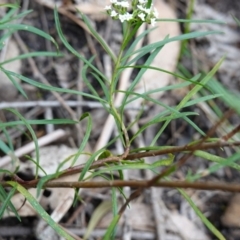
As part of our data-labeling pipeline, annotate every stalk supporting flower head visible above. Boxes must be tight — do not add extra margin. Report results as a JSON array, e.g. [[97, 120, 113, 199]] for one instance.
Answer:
[[105, 0, 158, 26]]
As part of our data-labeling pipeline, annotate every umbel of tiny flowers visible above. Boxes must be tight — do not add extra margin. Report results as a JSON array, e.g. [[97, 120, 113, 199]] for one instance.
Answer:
[[105, 0, 158, 27]]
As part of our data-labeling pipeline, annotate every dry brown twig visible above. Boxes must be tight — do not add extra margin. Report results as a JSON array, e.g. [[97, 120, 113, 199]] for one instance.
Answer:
[[2, 123, 240, 192]]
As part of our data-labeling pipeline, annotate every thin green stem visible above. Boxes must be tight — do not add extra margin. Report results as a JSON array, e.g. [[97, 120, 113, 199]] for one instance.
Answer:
[[108, 24, 134, 151], [180, 0, 195, 57]]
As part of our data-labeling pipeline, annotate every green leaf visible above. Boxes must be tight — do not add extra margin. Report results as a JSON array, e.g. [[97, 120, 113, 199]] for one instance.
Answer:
[[77, 10, 116, 63], [0, 9, 32, 25], [157, 18, 225, 24], [131, 112, 197, 143], [0, 8, 17, 23], [103, 214, 121, 240], [119, 65, 199, 85], [125, 36, 168, 66], [3, 70, 27, 98], [0, 119, 78, 127], [187, 151, 240, 181], [71, 113, 92, 166], [184, 94, 222, 107], [207, 78, 240, 116], [54, 7, 107, 81], [151, 56, 225, 145], [0, 127, 14, 151], [0, 31, 15, 50], [86, 157, 174, 179], [83, 201, 112, 239], [81, 57, 109, 106], [146, 0, 152, 8], [7, 182, 75, 240], [0, 24, 58, 50], [0, 52, 63, 66], [178, 57, 224, 109], [0, 184, 20, 221], [3, 69, 107, 102], [78, 149, 105, 182], [37, 174, 59, 197], [120, 45, 162, 116], [0, 3, 19, 8], [91, 72, 110, 103], [123, 31, 223, 60], [5, 108, 40, 179], [111, 188, 118, 239], [25, 155, 47, 176], [232, 15, 240, 26], [123, 27, 156, 66], [0, 139, 12, 155], [179, 189, 226, 240]]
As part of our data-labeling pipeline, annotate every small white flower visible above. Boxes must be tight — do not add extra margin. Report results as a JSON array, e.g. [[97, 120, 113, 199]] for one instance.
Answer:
[[105, 5, 111, 10], [145, 8, 151, 14], [111, 10, 118, 17], [138, 12, 145, 21], [119, 14, 126, 22], [151, 18, 156, 26], [137, 4, 151, 14], [153, 7, 158, 18], [125, 12, 133, 21], [116, 1, 129, 8], [105, 0, 157, 27], [137, 4, 145, 11]]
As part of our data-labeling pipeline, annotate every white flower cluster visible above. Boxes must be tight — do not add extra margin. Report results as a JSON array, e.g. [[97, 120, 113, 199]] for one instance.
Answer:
[[105, 0, 158, 26]]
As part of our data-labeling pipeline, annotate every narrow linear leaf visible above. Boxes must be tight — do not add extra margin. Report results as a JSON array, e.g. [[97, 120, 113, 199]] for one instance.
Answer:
[[0, 9, 32, 24], [84, 201, 112, 240], [111, 188, 118, 240], [0, 185, 20, 221], [5, 108, 40, 178], [71, 113, 92, 166], [78, 10, 116, 63], [3, 70, 27, 99], [0, 52, 63, 66], [7, 182, 75, 240], [120, 65, 203, 86], [0, 139, 12, 155], [151, 56, 225, 145], [79, 149, 105, 182], [131, 112, 197, 142], [37, 174, 59, 197], [123, 31, 223, 60], [103, 214, 121, 240], [123, 27, 157, 65], [0, 127, 14, 151], [178, 57, 225, 110], [54, 7, 107, 81], [157, 18, 225, 24], [121, 46, 162, 115], [3, 69, 107, 102], [0, 3, 19, 8], [232, 15, 240, 26], [0, 185, 17, 219], [0, 119, 78, 127], [179, 189, 226, 240], [0, 24, 58, 50]]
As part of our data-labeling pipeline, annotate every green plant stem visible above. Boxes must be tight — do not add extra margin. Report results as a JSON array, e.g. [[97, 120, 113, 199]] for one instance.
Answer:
[[122, 23, 141, 50], [108, 28, 131, 150], [180, 0, 195, 57]]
